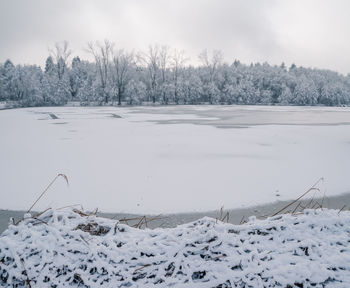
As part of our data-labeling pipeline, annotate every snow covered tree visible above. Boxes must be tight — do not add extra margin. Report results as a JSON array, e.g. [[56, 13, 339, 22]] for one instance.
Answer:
[[292, 75, 318, 105], [68, 56, 82, 100], [111, 49, 134, 105], [1, 60, 16, 100], [181, 68, 202, 104], [44, 56, 55, 76], [137, 45, 162, 103], [1, 43, 350, 107], [49, 41, 71, 81], [125, 79, 147, 105], [171, 49, 187, 104], [87, 40, 114, 104], [198, 49, 223, 103]]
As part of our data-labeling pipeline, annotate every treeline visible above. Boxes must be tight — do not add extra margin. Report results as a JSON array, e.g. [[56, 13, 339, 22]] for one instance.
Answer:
[[1, 41, 350, 107]]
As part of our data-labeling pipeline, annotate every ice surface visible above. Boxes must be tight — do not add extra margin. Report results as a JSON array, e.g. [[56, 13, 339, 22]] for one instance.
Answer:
[[1, 105, 350, 213]]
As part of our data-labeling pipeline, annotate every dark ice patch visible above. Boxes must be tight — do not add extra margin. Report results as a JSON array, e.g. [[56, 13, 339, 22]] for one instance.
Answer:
[[49, 113, 59, 119]]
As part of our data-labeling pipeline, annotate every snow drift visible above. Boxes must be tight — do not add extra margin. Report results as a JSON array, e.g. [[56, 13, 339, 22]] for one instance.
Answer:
[[1, 208, 350, 287]]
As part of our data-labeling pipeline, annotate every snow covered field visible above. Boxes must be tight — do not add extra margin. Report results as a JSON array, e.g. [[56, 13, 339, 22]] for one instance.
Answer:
[[1, 105, 350, 214]]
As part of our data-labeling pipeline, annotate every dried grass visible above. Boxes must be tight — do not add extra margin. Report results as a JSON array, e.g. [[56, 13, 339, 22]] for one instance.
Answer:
[[27, 173, 69, 213], [117, 215, 166, 229], [271, 177, 324, 217], [10, 174, 350, 233], [216, 206, 229, 223]]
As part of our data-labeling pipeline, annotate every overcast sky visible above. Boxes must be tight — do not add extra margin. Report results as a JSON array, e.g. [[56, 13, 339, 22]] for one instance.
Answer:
[[0, 0, 349, 74]]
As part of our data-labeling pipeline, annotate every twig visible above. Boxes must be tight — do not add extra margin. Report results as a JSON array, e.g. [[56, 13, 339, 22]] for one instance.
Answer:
[[216, 206, 229, 223], [239, 216, 245, 225], [73, 209, 91, 217], [27, 174, 69, 213], [32, 217, 48, 226], [223, 212, 229, 223], [118, 216, 143, 222], [292, 202, 301, 215], [134, 263, 152, 272], [212, 254, 227, 261], [80, 235, 89, 245], [320, 191, 326, 208], [33, 207, 52, 219], [135, 216, 146, 229], [57, 204, 83, 211], [311, 201, 322, 209], [304, 190, 317, 209], [338, 205, 346, 215], [272, 177, 323, 217], [20, 258, 32, 288]]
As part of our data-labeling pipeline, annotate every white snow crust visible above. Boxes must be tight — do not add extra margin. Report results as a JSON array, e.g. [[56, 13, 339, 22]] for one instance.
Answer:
[[1, 208, 350, 287]]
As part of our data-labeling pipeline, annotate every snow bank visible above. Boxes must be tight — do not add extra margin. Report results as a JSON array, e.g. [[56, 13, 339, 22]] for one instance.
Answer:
[[1, 209, 350, 287]]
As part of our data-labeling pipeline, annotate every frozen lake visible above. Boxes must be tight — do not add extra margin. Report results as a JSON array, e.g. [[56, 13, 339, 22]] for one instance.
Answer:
[[1, 105, 350, 214]]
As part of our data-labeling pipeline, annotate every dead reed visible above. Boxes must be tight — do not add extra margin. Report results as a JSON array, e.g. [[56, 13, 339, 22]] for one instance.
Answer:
[[216, 206, 229, 223], [271, 177, 324, 217], [27, 173, 69, 213], [8, 174, 350, 233]]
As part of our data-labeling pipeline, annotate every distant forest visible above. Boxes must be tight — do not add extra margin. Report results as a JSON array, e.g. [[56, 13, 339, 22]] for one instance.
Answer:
[[1, 41, 350, 108]]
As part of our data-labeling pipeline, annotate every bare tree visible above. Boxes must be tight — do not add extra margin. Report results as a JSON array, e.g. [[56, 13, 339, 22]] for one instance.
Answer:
[[49, 41, 72, 80], [159, 46, 170, 104], [112, 49, 134, 105], [172, 49, 188, 104], [198, 49, 223, 82], [198, 49, 223, 103], [86, 40, 114, 103], [138, 45, 161, 103]]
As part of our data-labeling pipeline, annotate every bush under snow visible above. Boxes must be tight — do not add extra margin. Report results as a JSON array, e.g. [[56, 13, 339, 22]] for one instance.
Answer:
[[1, 208, 350, 287]]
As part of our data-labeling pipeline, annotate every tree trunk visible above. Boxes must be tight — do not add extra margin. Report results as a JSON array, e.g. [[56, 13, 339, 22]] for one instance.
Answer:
[[118, 86, 122, 106]]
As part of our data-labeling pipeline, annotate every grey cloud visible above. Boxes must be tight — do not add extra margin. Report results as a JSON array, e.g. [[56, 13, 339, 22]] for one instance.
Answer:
[[0, 0, 349, 74]]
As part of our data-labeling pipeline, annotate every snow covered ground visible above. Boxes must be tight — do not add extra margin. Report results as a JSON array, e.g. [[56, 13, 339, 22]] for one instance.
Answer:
[[1, 208, 350, 287], [1, 105, 350, 214]]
